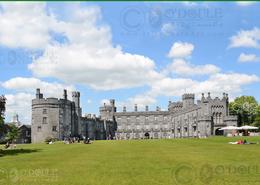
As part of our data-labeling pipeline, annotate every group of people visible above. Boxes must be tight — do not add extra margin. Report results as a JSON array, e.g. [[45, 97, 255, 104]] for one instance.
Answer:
[[4, 141, 16, 149], [63, 136, 92, 144], [229, 139, 258, 145]]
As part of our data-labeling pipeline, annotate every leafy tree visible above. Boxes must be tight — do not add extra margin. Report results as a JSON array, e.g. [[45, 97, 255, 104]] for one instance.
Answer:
[[253, 105, 260, 128], [0, 96, 6, 137], [5, 124, 20, 143], [229, 96, 258, 126]]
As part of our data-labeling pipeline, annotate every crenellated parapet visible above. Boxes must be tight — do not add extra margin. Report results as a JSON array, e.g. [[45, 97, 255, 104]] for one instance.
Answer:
[[168, 102, 183, 112]]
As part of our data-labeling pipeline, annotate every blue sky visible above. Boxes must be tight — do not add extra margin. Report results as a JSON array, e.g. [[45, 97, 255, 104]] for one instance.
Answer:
[[0, 2, 260, 123]]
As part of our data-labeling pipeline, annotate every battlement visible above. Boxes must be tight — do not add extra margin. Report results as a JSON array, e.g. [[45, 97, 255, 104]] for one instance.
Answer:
[[182, 93, 195, 100]]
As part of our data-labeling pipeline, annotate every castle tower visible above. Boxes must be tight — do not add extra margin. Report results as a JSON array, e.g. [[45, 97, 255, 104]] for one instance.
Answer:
[[182, 94, 195, 109], [72, 91, 82, 135], [110, 99, 116, 117]]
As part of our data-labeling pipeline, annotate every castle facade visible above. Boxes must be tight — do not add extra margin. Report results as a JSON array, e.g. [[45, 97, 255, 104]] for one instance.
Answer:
[[112, 93, 237, 139], [31, 89, 237, 143]]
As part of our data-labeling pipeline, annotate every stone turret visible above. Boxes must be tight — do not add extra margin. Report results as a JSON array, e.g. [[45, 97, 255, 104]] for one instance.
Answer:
[[63, 89, 67, 100], [110, 99, 116, 116], [36, 88, 43, 99], [72, 91, 82, 135], [72, 92, 80, 108]]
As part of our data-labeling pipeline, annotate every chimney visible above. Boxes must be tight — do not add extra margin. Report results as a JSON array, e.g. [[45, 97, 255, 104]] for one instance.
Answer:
[[123, 106, 126, 112], [145, 105, 149, 111]]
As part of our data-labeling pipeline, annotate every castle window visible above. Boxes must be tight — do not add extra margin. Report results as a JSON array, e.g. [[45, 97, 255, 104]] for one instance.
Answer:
[[42, 117, 47, 124], [193, 126, 197, 132], [37, 126, 41, 132], [43, 109, 47, 114], [155, 117, 158, 121], [52, 126, 57, 132]]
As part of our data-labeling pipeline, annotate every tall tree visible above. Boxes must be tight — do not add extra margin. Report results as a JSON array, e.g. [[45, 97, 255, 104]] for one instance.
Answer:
[[0, 95, 6, 135], [253, 105, 260, 128], [229, 96, 258, 126], [5, 124, 20, 143]]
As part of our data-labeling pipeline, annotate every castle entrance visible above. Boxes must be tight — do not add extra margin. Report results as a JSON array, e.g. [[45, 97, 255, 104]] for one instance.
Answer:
[[215, 128, 224, 136], [144, 132, 150, 139]]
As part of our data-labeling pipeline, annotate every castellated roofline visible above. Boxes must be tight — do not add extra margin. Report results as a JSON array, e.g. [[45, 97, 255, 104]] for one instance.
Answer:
[[200, 92, 229, 103], [182, 93, 195, 100]]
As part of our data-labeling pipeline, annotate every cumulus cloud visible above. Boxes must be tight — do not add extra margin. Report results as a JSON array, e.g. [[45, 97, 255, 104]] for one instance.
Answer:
[[5, 93, 34, 124], [192, 73, 260, 94], [238, 53, 260, 63], [2, 77, 75, 98], [167, 59, 220, 76], [26, 5, 162, 90], [127, 73, 260, 107], [0, 3, 55, 49], [168, 42, 194, 58], [229, 27, 260, 48]]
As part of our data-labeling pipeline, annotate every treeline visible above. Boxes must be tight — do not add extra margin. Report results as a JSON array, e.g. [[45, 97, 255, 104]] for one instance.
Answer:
[[229, 96, 260, 127]]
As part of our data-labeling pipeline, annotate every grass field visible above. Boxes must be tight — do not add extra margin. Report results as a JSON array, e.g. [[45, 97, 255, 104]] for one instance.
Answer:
[[1, 137, 260, 185]]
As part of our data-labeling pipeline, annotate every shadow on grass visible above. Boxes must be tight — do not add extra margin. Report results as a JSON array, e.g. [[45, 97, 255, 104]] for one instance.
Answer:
[[0, 148, 41, 157]]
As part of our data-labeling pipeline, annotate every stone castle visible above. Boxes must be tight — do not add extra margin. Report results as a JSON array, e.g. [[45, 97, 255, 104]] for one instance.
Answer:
[[31, 89, 237, 143]]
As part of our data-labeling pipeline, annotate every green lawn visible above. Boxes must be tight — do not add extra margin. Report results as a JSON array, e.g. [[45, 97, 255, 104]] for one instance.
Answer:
[[1, 137, 260, 185]]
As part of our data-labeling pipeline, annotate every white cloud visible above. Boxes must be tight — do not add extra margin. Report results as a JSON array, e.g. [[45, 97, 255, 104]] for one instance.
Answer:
[[5, 93, 34, 124], [161, 23, 175, 36], [0, 3, 55, 49], [125, 73, 260, 109], [192, 73, 260, 94], [2, 77, 75, 98], [168, 59, 220, 76], [2, 77, 76, 123], [27, 5, 162, 90], [238, 53, 260, 63], [168, 42, 194, 58], [229, 27, 260, 48]]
